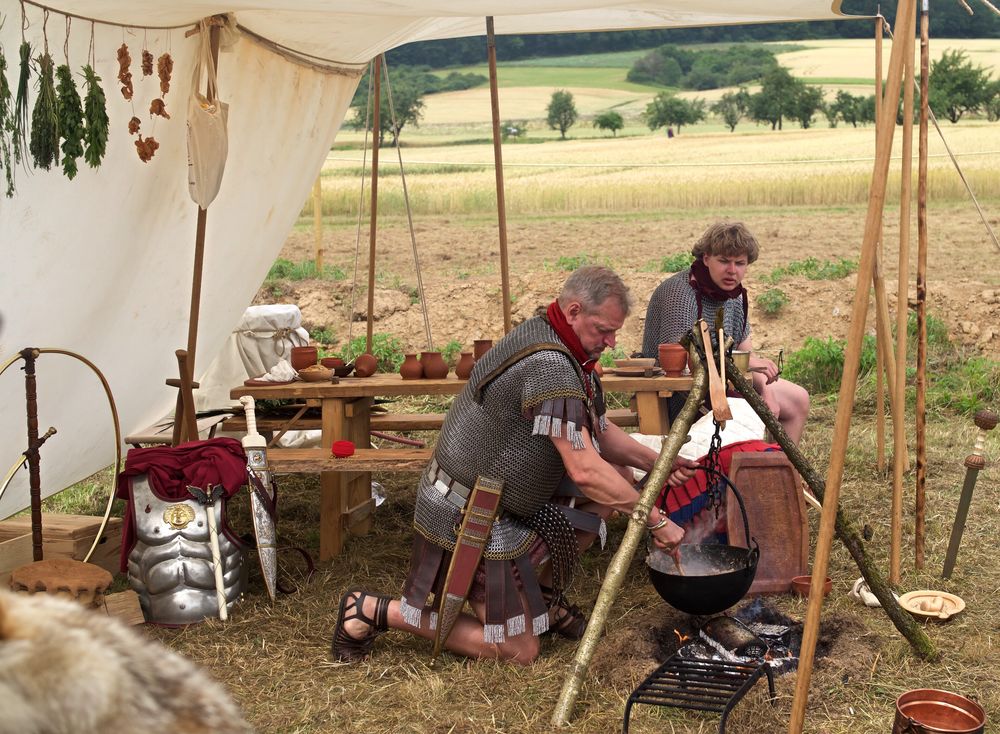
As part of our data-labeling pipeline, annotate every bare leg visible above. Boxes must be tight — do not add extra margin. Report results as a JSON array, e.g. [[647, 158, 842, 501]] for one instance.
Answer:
[[341, 592, 540, 665], [763, 378, 810, 443]]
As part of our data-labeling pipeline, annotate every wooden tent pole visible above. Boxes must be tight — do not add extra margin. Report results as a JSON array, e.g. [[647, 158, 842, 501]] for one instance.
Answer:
[[915, 0, 930, 568], [787, 2, 916, 731], [172, 22, 221, 445], [366, 55, 381, 354], [874, 15, 887, 474], [486, 17, 513, 334], [891, 11, 916, 586], [313, 176, 324, 274]]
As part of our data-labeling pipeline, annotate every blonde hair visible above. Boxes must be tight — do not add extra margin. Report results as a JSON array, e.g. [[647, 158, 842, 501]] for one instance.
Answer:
[[691, 221, 760, 264]]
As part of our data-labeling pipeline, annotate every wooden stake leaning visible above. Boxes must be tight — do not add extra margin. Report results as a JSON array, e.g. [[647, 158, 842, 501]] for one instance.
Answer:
[[787, 2, 918, 730], [725, 359, 935, 660], [874, 14, 887, 475], [891, 16, 916, 587], [914, 0, 930, 569], [551, 348, 708, 727]]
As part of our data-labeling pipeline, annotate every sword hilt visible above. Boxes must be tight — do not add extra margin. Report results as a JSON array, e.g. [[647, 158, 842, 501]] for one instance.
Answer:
[[240, 395, 258, 437], [969, 408, 997, 464]]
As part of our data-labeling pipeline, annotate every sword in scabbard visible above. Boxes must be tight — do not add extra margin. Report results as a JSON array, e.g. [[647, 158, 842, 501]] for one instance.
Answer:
[[239, 395, 279, 602]]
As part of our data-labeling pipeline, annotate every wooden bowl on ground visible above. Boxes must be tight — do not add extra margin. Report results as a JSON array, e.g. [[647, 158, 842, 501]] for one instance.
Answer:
[[898, 590, 965, 622]]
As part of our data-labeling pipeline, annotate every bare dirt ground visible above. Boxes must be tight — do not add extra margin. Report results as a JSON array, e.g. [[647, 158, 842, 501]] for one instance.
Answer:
[[262, 205, 1000, 359]]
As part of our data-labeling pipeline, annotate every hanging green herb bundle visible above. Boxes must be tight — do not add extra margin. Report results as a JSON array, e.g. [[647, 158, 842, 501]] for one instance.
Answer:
[[1, 46, 15, 196], [29, 52, 59, 170], [55, 64, 84, 179], [81, 64, 109, 168], [13, 41, 31, 165]]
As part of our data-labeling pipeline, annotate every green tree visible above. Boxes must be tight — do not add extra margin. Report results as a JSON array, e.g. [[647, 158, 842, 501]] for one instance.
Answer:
[[592, 111, 624, 137], [349, 66, 427, 146], [546, 89, 578, 139], [928, 49, 994, 123], [789, 84, 825, 129], [985, 80, 1000, 122], [710, 88, 750, 132], [643, 92, 706, 134], [829, 90, 864, 127], [748, 66, 802, 130]]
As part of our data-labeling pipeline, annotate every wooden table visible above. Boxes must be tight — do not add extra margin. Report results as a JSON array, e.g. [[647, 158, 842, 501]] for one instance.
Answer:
[[231, 371, 692, 560]]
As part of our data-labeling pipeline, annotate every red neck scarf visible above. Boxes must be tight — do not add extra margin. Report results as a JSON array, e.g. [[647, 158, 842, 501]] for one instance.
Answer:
[[546, 300, 597, 374], [688, 258, 749, 325]]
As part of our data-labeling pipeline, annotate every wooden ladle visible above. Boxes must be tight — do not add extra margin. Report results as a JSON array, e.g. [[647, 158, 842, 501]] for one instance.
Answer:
[[699, 320, 732, 422]]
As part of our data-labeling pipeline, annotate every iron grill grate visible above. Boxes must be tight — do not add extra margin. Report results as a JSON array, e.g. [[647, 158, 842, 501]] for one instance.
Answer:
[[623, 653, 775, 733]]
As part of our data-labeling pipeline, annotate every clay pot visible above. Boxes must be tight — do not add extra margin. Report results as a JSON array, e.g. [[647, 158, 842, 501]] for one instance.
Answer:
[[420, 351, 449, 379], [790, 574, 833, 598], [473, 339, 493, 361], [657, 343, 688, 376], [290, 346, 318, 372], [455, 352, 475, 380], [399, 353, 423, 380], [321, 357, 345, 369], [353, 352, 377, 378]]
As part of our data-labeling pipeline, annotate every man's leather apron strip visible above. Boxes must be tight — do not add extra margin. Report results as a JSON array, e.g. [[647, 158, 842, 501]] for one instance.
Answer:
[[432, 475, 503, 659]]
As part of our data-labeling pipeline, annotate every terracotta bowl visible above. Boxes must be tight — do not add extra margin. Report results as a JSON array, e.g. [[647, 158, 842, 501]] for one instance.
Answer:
[[320, 357, 345, 368], [790, 574, 833, 597]]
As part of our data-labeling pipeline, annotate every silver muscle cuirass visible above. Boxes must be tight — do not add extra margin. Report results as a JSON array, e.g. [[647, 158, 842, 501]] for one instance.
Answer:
[[127, 475, 247, 625], [413, 316, 604, 559]]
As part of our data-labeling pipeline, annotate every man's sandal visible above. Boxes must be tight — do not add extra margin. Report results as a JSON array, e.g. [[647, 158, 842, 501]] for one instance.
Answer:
[[543, 589, 588, 640], [331, 587, 391, 662]]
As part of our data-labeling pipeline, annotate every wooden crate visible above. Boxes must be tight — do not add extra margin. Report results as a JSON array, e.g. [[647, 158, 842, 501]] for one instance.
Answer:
[[0, 514, 123, 576], [0, 530, 34, 588]]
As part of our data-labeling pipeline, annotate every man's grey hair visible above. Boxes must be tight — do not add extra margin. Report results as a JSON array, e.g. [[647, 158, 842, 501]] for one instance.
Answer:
[[558, 266, 633, 315]]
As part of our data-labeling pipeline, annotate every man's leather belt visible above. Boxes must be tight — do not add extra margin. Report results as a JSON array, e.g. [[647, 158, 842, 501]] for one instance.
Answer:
[[426, 457, 472, 510]]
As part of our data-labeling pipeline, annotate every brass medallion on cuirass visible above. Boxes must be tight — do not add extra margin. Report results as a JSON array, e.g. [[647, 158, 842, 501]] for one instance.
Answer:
[[163, 503, 196, 529]]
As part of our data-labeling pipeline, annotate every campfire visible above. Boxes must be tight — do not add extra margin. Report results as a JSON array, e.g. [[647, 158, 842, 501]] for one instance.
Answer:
[[624, 600, 809, 733]]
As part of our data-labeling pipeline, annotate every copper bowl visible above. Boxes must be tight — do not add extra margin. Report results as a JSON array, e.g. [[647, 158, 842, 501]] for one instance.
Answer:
[[893, 689, 985, 734], [790, 574, 832, 597]]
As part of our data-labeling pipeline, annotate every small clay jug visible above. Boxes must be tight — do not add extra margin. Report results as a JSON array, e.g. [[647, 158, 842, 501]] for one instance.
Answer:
[[290, 346, 318, 372], [658, 343, 688, 376], [420, 351, 449, 379], [399, 353, 423, 380], [455, 352, 475, 380], [354, 352, 378, 378], [473, 339, 493, 361]]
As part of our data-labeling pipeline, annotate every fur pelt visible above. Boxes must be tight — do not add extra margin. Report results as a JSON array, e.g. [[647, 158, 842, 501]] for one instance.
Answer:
[[0, 590, 253, 734]]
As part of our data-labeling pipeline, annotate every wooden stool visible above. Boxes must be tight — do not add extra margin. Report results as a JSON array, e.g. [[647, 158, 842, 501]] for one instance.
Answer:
[[10, 558, 114, 609]]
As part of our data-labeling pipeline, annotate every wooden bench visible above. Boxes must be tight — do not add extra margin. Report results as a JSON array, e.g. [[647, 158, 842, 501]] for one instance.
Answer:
[[222, 407, 639, 437]]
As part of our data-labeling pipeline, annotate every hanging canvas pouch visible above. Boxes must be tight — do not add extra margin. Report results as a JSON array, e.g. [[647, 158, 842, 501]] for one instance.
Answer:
[[186, 20, 229, 208]]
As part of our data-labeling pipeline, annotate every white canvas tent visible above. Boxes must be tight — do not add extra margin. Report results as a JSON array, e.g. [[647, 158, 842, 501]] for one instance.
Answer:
[[0, 0, 851, 520]]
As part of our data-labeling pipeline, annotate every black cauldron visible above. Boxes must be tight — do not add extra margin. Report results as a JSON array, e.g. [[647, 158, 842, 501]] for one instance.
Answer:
[[647, 467, 759, 616]]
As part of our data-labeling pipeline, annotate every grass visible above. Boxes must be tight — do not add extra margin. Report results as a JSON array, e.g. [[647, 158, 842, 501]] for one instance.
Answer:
[[756, 287, 790, 316], [266, 258, 347, 281], [763, 256, 859, 284]]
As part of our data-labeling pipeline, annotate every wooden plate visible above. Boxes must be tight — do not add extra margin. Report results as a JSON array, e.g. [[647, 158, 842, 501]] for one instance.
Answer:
[[898, 590, 965, 622], [244, 378, 296, 387], [611, 367, 664, 377]]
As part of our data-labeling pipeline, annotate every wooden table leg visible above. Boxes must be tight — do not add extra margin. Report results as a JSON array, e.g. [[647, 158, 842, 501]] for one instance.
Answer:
[[318, 397, 373, 561], [634, 390, 671, 435]]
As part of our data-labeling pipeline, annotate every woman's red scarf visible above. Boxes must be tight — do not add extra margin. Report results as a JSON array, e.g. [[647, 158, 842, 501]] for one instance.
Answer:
[[546, 300, 597, 374], [689, 257, 749, 325]]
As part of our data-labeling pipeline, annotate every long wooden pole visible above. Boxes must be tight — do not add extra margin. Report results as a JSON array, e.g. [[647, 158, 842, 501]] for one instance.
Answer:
[[891, 10, 916, 586], [366, 56, 381, 354], [486, 17, 513, 335], [874, 16, 887, 475], [313, 176, 324, 274], [173, 22, 221, 445], [552, 350, 708, 727], [787, 2, 916, 730], [915, 0, 930, 568]]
